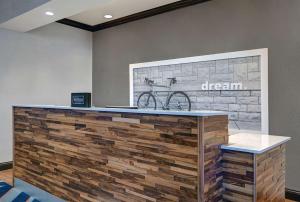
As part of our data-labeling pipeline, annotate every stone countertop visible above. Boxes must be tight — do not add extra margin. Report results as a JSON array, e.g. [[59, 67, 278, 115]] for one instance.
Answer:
[[221, 133, 291, 154], [13, 105, 228, 117]]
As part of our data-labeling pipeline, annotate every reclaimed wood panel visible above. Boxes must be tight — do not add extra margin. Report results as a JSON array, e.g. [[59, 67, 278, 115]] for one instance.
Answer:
[[256, 144, 286, 202], [222, 150, 254, 202], [202, 116, 228, 202], [222, 144, 286, 202], [14, 107, 228, 202]]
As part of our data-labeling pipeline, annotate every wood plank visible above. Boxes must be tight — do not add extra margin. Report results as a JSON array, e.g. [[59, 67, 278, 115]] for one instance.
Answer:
[[222, 144, 287, 202], [202, 115, 228, 202], [256, 144, 286, 202], [222, 150, 254, 202]]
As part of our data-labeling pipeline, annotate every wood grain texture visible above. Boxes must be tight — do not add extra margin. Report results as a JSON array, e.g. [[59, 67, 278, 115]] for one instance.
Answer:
[[256, 144, 286, 202], [222, 150, 254, 202], [202, 116, 228, 202], [222, 144, 286, 202], [13, 107, 228, 202], [0, 169, 13, 185]]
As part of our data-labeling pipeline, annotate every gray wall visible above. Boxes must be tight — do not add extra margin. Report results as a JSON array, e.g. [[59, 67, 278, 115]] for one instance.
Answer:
[[0, 22, 92, 163], [0, 0, 50, 23], [93, 0, 300, 190]]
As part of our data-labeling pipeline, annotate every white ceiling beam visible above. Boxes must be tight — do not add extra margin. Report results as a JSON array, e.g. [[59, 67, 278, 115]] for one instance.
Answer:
[[0, 0, 109, 32]]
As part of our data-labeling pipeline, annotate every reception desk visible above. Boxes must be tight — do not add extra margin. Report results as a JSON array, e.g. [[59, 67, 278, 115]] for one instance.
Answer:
[[12, 106, 290, 202], [13, 106, 228, 202]]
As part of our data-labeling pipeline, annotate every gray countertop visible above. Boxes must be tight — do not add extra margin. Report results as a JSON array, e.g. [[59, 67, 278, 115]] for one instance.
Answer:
[[13, 105, 228, 117]]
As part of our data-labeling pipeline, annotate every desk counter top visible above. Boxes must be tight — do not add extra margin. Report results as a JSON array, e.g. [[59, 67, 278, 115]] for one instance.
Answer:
[[13, 104, 227, 117], [221, 133, 291, 154]]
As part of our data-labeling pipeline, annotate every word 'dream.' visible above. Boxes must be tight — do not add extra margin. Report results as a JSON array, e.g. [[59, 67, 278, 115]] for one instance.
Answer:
[[201, 81, 243, 91]]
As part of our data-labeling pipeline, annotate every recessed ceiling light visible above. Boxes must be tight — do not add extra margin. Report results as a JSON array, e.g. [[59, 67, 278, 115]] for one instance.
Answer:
[[104, 14, 113, 19], [45, 11, 54, 16]]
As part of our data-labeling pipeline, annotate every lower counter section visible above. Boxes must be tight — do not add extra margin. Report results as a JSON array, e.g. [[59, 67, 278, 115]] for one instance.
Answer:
[[222, 144, 286, 202], [13, 106, 228, 202]]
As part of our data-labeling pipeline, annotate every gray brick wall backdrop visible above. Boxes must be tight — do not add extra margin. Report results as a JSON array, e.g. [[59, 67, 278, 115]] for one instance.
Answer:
[[133, 56, 261, 131]]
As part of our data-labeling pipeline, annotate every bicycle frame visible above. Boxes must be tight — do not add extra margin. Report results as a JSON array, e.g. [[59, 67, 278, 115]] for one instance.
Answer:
[[146, 78, 175, 110], [151, 90, 171, 110]]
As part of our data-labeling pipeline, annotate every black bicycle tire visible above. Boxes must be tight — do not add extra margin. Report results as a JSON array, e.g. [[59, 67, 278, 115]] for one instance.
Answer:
[[137, 92, 157, 110], [166, 91, 191, 111]]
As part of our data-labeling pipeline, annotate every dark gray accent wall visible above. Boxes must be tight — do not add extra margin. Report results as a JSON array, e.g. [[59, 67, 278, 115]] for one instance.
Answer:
[[93, 0, 300, 190], [0, 0, 49, 23]]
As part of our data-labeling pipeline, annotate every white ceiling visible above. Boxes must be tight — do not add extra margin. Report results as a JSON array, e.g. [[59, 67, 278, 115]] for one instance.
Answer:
[[69, 0, 179, 26], [0, 0, 108, 32]]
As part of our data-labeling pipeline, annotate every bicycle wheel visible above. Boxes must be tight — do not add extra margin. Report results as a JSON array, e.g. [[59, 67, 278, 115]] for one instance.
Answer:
[[137, 92, 157, 110], [166, 91, 191, 111]]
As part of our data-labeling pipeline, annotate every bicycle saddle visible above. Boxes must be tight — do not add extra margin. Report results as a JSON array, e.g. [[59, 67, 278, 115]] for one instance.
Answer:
[[167, 77, 177, 84], [145, 77, 154, 85]]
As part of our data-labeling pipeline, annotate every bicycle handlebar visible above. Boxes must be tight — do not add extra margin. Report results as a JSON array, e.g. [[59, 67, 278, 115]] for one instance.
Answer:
[[145, 77, 176, 87]]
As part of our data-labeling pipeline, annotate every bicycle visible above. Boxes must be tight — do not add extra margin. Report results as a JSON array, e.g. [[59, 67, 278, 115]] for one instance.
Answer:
[[137, 77, 191, 111]]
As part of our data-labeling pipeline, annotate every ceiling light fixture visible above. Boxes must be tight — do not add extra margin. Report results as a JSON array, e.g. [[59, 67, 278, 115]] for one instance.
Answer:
[[45, 11, 54, 16], [104, 14, 113, 19]]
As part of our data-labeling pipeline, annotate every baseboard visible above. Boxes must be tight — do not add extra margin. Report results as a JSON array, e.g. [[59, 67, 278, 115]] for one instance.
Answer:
[[0, 161, 13, 171], [286, 188, 300, 201]]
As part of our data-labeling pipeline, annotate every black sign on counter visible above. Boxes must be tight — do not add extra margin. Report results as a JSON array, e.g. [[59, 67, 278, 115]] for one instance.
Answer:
[[71, 93, 91, 108]]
